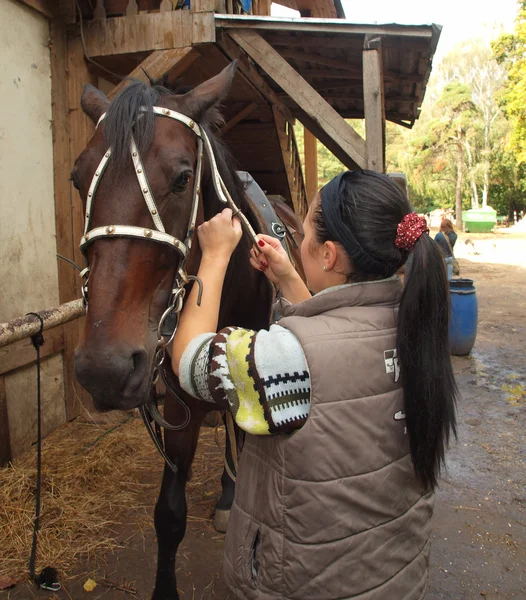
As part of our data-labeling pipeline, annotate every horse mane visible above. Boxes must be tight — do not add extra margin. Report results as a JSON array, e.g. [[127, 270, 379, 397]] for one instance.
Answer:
[[103, 81, 174, 173]]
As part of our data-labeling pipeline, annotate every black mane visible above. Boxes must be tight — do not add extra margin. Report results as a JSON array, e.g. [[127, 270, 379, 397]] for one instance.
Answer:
[[104, 80, 174, 172]]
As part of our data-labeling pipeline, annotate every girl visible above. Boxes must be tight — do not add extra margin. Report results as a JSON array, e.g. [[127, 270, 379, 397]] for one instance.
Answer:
[[172, 170, 457, 600], [434, 218, 458, 280]]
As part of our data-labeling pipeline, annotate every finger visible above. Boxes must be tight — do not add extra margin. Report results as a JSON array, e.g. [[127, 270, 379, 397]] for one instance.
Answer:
[[256, 233, 282, 249], [249, 246, 267, 266], [221, 208, 233, 220], [257, 237, 285, 262], [232, 216, 243, 238], [249, 257, 266, 272]]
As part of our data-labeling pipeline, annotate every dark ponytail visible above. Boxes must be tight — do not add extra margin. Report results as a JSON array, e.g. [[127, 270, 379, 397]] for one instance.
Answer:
[[315, 170, 457, 490], [398, 233, 457, 490]]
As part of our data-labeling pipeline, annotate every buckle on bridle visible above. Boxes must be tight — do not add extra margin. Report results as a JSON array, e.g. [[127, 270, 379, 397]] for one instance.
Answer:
[[272, 222, 286, 238]]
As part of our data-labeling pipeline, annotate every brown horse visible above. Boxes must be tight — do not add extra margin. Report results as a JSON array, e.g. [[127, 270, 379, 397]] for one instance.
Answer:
[[72, 63, 303, 599]]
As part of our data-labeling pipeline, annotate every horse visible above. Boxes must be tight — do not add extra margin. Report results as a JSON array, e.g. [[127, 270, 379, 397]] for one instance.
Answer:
[[71, 62, 304, 599]]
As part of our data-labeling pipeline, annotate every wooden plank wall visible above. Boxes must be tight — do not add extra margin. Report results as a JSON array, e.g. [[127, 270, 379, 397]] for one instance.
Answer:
[[51, 22, 96, 420]]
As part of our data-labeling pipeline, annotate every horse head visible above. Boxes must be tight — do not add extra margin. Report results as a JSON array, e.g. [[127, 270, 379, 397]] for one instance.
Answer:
[[73, 63, 238, 411]]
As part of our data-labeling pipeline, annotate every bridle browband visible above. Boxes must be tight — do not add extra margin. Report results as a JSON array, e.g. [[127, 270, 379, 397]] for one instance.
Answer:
[[80, 105, 259, 472]]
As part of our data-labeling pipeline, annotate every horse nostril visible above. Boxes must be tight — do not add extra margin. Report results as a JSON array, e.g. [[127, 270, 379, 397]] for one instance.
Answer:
[[129, 349, 148, 384]]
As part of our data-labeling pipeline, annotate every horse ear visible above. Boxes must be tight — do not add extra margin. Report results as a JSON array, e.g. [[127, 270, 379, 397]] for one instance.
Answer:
[[180, 61, 237, 125], [81, 84, 110, 124]]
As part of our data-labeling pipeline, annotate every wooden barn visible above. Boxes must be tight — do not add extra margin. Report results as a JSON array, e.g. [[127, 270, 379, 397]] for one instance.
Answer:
[[0, 0, 440, 464]]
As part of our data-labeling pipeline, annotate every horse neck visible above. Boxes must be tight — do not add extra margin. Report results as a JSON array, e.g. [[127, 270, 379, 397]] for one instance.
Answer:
[[200, 144, 273, 332]]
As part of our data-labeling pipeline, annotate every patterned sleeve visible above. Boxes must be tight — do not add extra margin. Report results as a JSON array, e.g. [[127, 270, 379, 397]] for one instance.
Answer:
[[178, 325, 311, 435]]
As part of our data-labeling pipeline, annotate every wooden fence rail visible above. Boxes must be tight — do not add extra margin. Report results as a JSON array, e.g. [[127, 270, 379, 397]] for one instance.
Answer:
[[0, 299, 85, 348]]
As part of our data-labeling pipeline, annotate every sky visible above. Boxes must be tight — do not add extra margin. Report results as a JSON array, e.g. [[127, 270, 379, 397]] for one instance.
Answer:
[[271, 0, 520, 63]]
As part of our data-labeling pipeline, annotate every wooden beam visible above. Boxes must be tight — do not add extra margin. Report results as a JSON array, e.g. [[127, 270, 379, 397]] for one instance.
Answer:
[[64, 31, 98, 418], [50, 22, 86, 422], [279, 51, 423, 84], [263, 34, 432, 53], [293, 108, 358, 170], [228, 29, 367, 169], [0, 377, 11, 466], [220, 102, 258, 136], [304, 127, 318, 204], [279, 49, 362, 76], [216, 16, 436, 39], [109, 47, 199, 99], [15, 0, 53, 18], [0, 328, 65, 376], [363, 36, 385, 172], [83, 10, 215, 57], [217, 33, 294, 124]]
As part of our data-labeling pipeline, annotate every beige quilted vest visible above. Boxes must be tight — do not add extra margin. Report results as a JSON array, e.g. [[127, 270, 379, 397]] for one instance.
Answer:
[[224, 278, 434, 600]]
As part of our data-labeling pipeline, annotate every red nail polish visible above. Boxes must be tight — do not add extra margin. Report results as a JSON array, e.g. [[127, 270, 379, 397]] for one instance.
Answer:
[[258, 240, 265, 247]]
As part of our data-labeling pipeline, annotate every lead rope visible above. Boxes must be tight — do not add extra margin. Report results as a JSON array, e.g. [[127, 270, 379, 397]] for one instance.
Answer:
[[25, 313, 61, 593]]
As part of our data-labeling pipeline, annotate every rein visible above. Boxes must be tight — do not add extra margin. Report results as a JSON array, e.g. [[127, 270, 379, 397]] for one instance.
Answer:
[[79, 106, 258, 472]]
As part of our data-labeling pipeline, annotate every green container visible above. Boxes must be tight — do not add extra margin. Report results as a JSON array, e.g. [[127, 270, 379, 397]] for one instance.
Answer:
[[463, 207, 497, 233]]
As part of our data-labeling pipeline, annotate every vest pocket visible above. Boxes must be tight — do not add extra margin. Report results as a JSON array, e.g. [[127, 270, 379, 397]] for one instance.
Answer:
[[243, 520, 261, 589]]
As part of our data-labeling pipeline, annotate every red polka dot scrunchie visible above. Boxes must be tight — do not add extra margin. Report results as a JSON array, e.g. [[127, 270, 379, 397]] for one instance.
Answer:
[[395, 213, 429, 250]]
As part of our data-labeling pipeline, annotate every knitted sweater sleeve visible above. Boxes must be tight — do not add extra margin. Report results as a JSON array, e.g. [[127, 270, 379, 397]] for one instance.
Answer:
[[179, 325, 311, 435]]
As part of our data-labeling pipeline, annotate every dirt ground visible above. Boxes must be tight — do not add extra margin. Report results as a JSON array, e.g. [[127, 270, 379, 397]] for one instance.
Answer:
[[2, 230, 525, 600]]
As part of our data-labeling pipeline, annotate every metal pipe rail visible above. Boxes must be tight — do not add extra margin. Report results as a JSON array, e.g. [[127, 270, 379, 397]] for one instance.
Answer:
[[0, 299, 85, 348]]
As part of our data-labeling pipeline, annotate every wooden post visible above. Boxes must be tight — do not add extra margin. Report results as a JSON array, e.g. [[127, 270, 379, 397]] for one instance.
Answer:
[[304, 127, 318, 204], [363, 36, 386, 172], [0, 377, 11, 465], [50, 21, 85, 420], [55, 29, 99, 418]]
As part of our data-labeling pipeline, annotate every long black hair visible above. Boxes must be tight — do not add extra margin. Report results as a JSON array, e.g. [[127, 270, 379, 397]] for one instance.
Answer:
[[313, 170, 457, 490]]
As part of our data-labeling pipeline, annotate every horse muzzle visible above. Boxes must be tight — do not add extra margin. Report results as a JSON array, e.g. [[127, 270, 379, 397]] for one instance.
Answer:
[[74, 343, 152, 411]]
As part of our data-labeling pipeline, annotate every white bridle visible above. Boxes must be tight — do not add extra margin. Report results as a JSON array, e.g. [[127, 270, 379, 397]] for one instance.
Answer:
[[79, 105, 259, 382]]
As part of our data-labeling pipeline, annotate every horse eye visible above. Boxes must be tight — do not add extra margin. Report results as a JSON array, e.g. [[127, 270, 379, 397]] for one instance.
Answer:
[[171, 171, 192, 193]]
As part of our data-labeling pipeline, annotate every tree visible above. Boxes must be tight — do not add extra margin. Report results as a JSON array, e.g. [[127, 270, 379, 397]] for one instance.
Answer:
[[416, 83, 479, 223], [439, 39, 507, 207], [493, 1, 526, 163]]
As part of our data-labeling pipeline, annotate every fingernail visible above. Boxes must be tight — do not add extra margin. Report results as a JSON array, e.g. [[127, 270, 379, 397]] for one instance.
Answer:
[[261, 261, 268, 268], [258, 240, 265, 247], [259, 266, 265, 271]]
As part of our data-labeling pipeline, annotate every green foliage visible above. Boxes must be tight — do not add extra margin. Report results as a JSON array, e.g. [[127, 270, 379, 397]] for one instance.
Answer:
[[493, 1, 526, 163]]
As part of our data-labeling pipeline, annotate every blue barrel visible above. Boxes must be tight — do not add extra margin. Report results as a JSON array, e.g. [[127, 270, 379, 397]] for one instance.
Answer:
[[449, 278, 478, 356]]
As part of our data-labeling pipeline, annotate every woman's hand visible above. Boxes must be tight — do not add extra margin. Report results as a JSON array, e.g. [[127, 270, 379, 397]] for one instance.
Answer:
[[198, 208, 243, 263], [249, 234, 296, 284]]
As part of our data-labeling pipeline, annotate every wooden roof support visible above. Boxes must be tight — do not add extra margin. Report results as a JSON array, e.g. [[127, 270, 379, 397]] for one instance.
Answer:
[[108, 47, 199, 99], [219, 102, 258, 136], [217, 34, 294, 124], [228, 29, 367, 169], [363, 36, 385, 172]]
